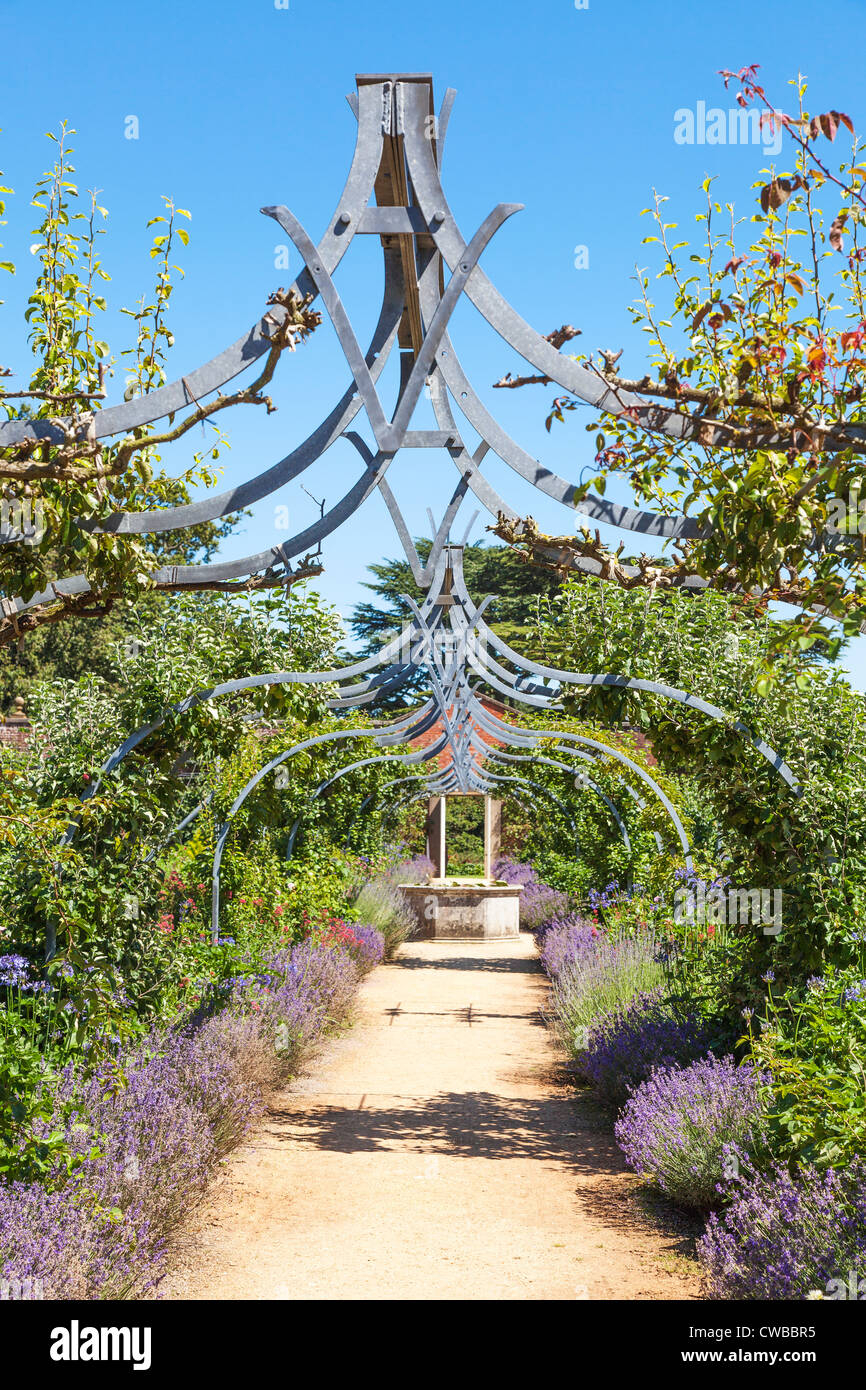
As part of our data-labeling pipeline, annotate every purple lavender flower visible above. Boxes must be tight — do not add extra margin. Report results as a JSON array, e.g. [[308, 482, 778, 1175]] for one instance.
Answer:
[[518, 882, 571, 932], [488, 859, 571, 929], [581, 989, 715, 1110], [615, 1055, 766, 1210], [350, 874, 416, 959], [0, 939, 368, 1299], [537, 914, 599, 978], [491, 856, 539, 887], [698, 1156, 866, 1299], [342, 924, 385, 972]]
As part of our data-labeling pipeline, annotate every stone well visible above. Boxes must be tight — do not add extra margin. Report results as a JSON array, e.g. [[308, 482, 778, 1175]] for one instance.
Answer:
[[400, 877, 521, 940]]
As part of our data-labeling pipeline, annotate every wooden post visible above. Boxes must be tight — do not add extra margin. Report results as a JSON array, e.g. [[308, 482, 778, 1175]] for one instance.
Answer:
[[426, 795, 446, 877], [483, 796, 502, 878]]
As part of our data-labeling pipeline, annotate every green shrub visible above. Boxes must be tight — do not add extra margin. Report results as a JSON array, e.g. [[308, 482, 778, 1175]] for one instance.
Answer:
[[745, 965, 866, 1168]]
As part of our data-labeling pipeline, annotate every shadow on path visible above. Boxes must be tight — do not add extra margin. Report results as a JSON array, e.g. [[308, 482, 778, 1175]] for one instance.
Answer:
[[266, 1086, 699, 1257], [272, 1086, 612, 1172], [391, 950, 541, 975]]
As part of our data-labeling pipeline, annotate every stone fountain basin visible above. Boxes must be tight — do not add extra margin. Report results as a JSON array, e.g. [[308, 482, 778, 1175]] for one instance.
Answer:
[[399, 877, 521, 940]]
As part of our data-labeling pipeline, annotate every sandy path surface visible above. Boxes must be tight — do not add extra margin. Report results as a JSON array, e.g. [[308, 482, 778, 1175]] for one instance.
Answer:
[[165, 934, 700, 1300]]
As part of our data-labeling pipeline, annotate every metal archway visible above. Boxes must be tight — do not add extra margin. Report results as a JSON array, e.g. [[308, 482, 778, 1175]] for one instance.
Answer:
[[6, 72, 815, 963], [210, 720, 450, 940], [4, 72, 858, 623], [467, 698, 694, 868]]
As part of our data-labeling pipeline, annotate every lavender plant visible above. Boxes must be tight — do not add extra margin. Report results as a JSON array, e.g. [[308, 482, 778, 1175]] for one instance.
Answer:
[[520, 883, 572, 932], [537, 914, 599, 979], [698, 1154, 866, 1300], [0, 934, 378, 1299], [341, 923, 385, 973], [551, 935, 665, 1059], [580, 988, 715, 1110], [349, 866, 420, 960], [491, 857, 539, 887], [491, 857, 571, 929], [615, 1055, 767, 1211]]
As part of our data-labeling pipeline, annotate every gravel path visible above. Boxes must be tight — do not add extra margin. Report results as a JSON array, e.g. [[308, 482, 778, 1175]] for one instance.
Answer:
[[164, 934, 700, 1300]]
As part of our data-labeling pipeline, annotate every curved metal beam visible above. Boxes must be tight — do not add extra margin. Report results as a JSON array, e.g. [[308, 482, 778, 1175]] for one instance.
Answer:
[[399, 81, 866, 464], [0, 80, 389, 449], [86, 248, 406, 536], [211, 724, 450, 939], [446, 547, 800, 793], [479, 742, 632, 855], [469, 696, 693, 870], [285, 748, 444, 859], [467, 697, 681, 860]]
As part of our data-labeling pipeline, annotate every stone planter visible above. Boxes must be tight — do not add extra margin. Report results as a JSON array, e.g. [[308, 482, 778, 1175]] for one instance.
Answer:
[[399, 878, 521, 940]]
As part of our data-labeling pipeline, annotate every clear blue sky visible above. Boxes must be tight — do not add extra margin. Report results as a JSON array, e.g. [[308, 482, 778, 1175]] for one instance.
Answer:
[[3, 0, 866, 679]]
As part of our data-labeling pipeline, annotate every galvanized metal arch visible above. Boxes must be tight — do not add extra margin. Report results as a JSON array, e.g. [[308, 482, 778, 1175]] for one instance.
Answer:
[[467, 703, 675, 861], [398, 80, 866, 466], [478, 743, 632, 855], [412, 249, 704, 541], [284, 745, 450, 860], [467, 768, 578, 844], [264, 199, 521, 457], [86, 251, 406, 538], [482, 735, 662, 857], [0, 79, 390, 451], [470, 629, 799, 795], [210, 724, 451, 940], [469, 697, 694, 870], [67, 549, 455, 819], [3, 72, 859, 621], [445, 547, 800, 794]]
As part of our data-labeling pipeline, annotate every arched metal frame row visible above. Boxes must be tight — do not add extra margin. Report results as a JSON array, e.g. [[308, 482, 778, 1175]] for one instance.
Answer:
[[60, 536, 803, 951], [0, 73, 806, 962]]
